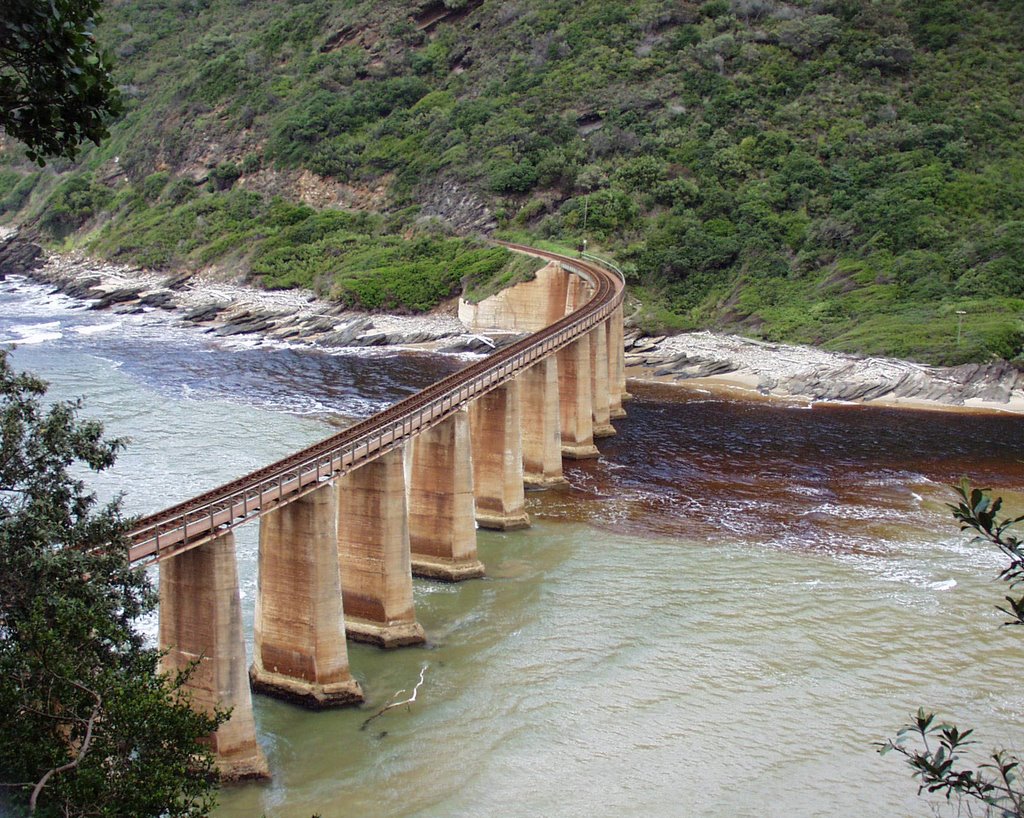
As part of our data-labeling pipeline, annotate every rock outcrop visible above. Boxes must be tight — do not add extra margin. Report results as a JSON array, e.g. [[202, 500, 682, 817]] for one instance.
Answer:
[[625, 330, 1024, 409], [0, 232, 43, 279]]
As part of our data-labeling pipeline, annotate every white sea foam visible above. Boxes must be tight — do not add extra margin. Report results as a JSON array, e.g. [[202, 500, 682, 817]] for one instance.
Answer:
[[929, 578, 958, 590], [800, 501, 880, 520], [71, 321, 121, 336], [1, 321, 63, 345]]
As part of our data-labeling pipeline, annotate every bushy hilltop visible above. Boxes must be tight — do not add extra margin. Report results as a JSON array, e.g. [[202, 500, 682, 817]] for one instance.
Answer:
[[1, 0, 1023, 364]]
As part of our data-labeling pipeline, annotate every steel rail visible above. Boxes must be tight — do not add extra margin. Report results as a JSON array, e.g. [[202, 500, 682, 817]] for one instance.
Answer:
[[126, 245, 625, 566]]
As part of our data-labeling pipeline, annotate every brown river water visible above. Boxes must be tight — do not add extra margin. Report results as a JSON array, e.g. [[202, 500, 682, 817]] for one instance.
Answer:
[[1, 277, 1021, 818]]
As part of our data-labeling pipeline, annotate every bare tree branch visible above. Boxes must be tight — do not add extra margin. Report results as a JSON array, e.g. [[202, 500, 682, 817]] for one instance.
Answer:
[[28, 682, 102, 814], [361, 665, 428, 731]]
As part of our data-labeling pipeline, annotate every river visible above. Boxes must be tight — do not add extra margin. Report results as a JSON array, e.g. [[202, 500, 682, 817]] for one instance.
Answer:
[[1, 275, 1021, 818]]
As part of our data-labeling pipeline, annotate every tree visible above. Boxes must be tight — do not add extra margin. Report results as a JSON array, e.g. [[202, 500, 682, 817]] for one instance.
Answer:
[[880, 479, 1024, 817], [0, 352, 225, 817], [0, 0, 121, 164]]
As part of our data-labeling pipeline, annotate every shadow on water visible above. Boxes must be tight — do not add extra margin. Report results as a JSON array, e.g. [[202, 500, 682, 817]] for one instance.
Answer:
[[543, 384, 1024, 554]]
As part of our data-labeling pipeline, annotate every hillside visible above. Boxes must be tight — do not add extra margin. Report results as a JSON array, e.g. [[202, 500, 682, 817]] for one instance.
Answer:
[[1, 0, 1023, 363]]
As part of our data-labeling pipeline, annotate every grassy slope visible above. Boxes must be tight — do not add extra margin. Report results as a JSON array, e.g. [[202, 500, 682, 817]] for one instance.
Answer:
[[1, 0, 1022, 361]]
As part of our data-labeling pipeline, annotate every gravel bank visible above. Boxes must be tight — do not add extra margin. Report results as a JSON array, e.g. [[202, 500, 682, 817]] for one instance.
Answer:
[[5, 240, 495, 354], [625, 329, 1024, 414]]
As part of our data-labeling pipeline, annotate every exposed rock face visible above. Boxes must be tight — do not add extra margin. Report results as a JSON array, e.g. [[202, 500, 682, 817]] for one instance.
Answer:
[[0, 232, 43, 278], [418, 177, 497, 233], [625, 330, 1024, 408]]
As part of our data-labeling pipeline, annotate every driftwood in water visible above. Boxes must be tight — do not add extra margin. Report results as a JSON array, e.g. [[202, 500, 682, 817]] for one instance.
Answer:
[[360, 665, 428, 731]]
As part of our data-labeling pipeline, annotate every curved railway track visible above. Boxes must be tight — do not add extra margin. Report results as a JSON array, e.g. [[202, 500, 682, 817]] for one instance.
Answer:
[[127, 244, 625, 565]]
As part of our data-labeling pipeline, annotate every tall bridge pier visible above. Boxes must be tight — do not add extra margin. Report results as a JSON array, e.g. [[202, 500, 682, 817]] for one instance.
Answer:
[[250, 484, 363, 707], [136, 248, 628, 778], [520, 356, 566, 487], [408, 409, 484, 580], [470, 380, 530, 530], [158, 532, 269, 781], [337, 447, 426, 648]]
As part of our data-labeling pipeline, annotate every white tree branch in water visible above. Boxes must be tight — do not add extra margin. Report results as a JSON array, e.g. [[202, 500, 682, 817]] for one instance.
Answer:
[[361, 664, 428, 730]]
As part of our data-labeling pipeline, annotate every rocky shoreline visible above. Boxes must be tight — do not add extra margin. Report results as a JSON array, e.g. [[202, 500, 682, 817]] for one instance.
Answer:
[[625, 329, 1024, 414], [0, 230, 498, 355], [2, 229, 1021, 414]]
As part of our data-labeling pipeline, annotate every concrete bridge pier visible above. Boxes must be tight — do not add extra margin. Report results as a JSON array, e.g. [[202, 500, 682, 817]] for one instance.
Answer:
[[607, 309, 628, 418], [611, 305, 631, 408], [470, 380, 530, 530], [408, 409, 485, 581], [519, 356, 566, 487], [590, 322, 615, 438], [158, 531, 269, 781], [337, 447, 426, 648], [250, 483, 364, 707], [557, 335, 599, 459]]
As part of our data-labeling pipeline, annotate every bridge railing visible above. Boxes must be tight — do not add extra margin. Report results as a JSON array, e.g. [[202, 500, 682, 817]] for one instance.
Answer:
[[127, 250, 624, 565], [581, 251, 626, 285]]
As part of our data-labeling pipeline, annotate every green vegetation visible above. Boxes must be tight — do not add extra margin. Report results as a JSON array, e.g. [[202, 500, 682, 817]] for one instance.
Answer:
[[2, 0, 1024, 361], [0, 353, 224, 817], [881, 480, 1024, 817], [461, 249, 542, 304], [85, 189, 537, 311]]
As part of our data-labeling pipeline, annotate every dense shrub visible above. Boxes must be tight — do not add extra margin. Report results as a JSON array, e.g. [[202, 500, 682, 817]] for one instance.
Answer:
[[40, 174, 114, 236]]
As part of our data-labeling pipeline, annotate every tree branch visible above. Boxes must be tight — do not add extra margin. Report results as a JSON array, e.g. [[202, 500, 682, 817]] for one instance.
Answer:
[[360, 665, 428, 731], [28, 682, 102, 814]]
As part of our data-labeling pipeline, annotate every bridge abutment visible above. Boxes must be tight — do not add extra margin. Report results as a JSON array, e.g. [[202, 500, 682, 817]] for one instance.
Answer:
[[408, 409, 485, 581], [519, 356, 566, 487], [158, 532, 269, 781], [337, 447, 426, 648], [470, 380, 531, 529], [250, 483, 364, 707]]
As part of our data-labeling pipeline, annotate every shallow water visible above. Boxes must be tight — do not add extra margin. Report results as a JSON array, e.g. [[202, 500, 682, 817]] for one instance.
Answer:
[[1, 277, 1021, 817]]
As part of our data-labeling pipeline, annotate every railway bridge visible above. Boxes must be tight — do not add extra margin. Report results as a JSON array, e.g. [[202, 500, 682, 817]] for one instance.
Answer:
[[130, 245, 628, 779]]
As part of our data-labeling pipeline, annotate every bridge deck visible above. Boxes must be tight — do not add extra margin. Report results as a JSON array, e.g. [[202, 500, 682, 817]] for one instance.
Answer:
[[126, 245, 625, 565]]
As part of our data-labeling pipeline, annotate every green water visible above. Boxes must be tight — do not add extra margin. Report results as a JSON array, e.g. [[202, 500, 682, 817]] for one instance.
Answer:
[[219, 512, 1021, 818], [3, 277, 1020, 818]]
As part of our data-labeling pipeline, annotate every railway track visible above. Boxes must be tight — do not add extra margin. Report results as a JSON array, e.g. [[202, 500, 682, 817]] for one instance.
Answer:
[[126, 244, 625, 565]]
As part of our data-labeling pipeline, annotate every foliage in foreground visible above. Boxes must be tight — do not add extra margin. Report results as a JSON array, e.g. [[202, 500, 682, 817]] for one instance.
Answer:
[[0, 352, 224, 817], [880, 480, 1024, 817], [0, 0, 121, 164]]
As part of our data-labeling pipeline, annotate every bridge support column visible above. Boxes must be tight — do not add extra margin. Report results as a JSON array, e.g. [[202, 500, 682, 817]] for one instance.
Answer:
[[608, 309, 627, 418], [158, 532, 269, 781], [558, 335, 599, 459], [250, 484, 363, 707], [408, 410, 484, 581], [519, 357, 566, 487], [590, 322, 615, 438], [337, 447, 425, 648], [470, 380, 530, 530], [564, 273, 593, 316]]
